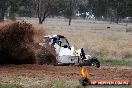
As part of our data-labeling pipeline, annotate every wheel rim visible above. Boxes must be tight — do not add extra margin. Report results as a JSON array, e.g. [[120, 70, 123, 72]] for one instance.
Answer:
[[91, 62, 97, 67]]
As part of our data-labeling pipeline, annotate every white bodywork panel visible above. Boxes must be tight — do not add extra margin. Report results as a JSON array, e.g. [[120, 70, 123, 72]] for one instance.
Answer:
[[52, 40, 81, 63], [54, 43, 79, 63], [59, 47, 71, 56], [57, 46, 81, 63], [53, 43, 61, 55], [57, 56, 79, 63], [54, 44, 81, 56]]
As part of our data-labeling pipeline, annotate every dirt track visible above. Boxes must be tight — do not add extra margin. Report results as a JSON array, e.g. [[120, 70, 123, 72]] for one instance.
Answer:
[[0, 65, 131, 82]]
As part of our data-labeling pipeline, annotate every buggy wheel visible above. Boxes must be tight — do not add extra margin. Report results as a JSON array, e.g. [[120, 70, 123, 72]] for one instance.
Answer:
[[90, 57, 100, 68], [39, 53, 56, 65]]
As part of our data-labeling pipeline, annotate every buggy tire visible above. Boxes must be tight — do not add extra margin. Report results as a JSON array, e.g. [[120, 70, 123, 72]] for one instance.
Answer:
[[39, 53, 56, 65], [90, 57, 100, 68]]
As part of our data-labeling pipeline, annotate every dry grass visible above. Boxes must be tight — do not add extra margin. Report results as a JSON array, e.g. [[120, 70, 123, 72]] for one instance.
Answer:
[[23, 17, 132, 61], [126, 26, 132, 32]]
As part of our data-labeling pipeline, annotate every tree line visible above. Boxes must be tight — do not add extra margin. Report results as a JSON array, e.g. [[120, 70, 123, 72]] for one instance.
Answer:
[[0, 0, 132, 25]]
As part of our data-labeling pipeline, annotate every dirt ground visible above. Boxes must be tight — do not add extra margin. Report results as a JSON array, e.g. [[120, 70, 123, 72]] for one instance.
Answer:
[[0, 65, 131, 87]]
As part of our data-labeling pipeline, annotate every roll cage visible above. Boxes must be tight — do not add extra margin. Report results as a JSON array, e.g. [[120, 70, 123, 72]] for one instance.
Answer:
[[49, 35, 71, 49]]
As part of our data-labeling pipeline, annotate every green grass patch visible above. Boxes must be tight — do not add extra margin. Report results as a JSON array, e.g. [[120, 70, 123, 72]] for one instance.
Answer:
[[44, 80, 81, 88], [126, 27, 132, 32], [0, 83, 22, 88], [100, 57, 132, 66], [44, 80, 68, 88]]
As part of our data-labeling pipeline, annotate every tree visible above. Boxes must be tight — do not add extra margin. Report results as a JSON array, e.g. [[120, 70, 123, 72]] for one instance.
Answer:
[[0, 0, 29, 21], [87, 0, 132, 23], [16, 0, 33, 17], [8, 0, 20, 20], [32, 0, 58, 24], [0, 0, 8, 21], [64, 0, 79, 25], [108, 0, 129, 24]]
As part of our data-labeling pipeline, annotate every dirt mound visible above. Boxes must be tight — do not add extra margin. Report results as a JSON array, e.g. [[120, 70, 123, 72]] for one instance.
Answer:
[[0, 21, 45, 64]]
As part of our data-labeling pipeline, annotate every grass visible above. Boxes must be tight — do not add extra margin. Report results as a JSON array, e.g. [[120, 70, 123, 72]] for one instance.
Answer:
[[126, 26, 132, 32], [1, 81, 131, 88], [43, 79, 82, 88], [47, 80, 68, 88], [100, 57, 132, 66], [0, 83, 22, 88]]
